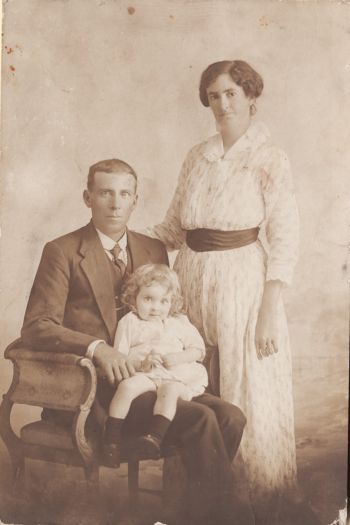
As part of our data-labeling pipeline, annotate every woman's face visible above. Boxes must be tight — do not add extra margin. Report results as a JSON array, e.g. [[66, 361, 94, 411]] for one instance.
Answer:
[[206, 73, 252, 127]]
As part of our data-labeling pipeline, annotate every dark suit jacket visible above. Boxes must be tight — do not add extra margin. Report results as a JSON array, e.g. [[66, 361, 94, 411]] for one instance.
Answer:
[[21, 221, 168, 355]]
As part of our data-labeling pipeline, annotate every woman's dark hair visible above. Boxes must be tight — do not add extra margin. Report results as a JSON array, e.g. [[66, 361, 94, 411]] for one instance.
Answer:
[[199, 60, 264, 107]]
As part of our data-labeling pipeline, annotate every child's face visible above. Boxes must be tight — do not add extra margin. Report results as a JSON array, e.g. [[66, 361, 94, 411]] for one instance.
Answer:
[[136, 282, 172, 322]]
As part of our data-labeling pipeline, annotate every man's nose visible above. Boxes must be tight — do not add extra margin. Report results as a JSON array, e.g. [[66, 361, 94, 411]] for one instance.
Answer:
[[109, 194, 120, 208]]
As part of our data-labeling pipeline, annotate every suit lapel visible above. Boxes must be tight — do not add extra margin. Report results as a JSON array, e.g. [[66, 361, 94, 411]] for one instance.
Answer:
[[126, 229, 153, 272], [79, 222, 116, 342]]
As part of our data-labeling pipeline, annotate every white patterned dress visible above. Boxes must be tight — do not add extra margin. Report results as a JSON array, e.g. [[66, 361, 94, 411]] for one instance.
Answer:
[[150, 121, 299, 502]]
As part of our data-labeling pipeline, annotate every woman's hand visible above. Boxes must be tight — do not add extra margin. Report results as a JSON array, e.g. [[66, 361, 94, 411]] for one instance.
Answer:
[[255, 307, 279, 359], [141, 350, 163, 372], [255, 280, 282, 360]]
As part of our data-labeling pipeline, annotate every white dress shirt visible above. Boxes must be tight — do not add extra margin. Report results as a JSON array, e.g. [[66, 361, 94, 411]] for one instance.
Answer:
[[95, 228, 128, 266]]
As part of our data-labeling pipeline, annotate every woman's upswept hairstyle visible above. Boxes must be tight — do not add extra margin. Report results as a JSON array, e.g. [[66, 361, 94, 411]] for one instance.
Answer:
[[121, 264, 183, 316], [199, 60, 264, 107]]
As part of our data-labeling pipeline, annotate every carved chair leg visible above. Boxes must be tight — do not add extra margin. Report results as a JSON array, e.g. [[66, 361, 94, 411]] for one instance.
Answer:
[[128, 460, 140, 507], [0, 395, 25, 492], [84, 463, 99, 502], [12, 457, 26, 495]]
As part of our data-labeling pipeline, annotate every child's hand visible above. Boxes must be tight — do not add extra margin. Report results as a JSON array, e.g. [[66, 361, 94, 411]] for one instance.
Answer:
[[162, 353, 183, 368], [141, 350, 163, 372]]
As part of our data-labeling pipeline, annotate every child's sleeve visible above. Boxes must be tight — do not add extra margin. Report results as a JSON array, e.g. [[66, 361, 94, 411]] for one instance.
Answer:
[[179, 315, 206, 361], [113, 314, 132, 356]]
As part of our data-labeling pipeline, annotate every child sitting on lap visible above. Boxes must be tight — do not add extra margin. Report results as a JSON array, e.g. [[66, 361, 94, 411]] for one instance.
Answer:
[[103, 263, 208, 465]]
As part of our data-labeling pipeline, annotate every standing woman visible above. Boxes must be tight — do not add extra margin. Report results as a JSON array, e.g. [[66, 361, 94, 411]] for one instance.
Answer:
[[149, 60, 299, 520]]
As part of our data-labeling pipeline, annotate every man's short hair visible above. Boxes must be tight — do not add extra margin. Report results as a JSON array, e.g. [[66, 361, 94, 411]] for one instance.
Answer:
[[87, 159, 138, 192]]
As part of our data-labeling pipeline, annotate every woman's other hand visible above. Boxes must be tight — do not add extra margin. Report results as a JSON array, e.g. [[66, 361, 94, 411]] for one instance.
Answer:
[[255, 280, 282, 359]]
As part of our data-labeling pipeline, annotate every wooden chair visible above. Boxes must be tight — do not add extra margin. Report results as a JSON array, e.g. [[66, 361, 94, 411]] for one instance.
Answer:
[[0, 339, 178, 505]]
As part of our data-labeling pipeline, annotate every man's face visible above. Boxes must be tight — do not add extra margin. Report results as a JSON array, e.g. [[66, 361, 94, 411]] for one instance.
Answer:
[[83, 171, 138, 240]]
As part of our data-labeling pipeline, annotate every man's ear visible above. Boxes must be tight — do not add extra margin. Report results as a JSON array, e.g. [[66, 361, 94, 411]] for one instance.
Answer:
[[83, 189, 92, 208]]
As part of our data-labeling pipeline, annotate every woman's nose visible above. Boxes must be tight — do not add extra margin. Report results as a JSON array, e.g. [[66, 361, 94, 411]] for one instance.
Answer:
[[220, 96, 229, 111]]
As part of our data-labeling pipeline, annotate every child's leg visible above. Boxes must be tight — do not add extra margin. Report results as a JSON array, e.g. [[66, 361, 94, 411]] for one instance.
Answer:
[[104, 375, 156, 460], [153, 382, 192, 420], [109, 374, 156, 418], [138, 382, 191, 455]]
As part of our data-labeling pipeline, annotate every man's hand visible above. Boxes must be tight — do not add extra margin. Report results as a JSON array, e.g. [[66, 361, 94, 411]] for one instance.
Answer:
[[93, 342, 136, 384]]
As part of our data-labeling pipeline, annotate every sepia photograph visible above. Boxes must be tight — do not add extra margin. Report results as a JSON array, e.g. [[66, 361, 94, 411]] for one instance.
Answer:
[[0, 1, 348, 525]]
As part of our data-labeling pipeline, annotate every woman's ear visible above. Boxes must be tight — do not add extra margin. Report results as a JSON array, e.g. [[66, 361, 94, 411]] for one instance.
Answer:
[[250, 99, 257, 116]]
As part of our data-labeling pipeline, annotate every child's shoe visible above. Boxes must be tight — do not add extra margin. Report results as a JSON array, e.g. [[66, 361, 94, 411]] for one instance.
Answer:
[[102, 442, 121, 467], [133, 433, 161, 460]]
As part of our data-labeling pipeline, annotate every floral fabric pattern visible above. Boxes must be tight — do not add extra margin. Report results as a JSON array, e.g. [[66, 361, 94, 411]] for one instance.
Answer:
[[150, 121, 299, 501]]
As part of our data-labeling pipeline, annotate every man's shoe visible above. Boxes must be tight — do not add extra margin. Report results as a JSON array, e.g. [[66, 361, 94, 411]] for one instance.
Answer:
[[102, 442, 121, 467], [133, 433, 161, 460]]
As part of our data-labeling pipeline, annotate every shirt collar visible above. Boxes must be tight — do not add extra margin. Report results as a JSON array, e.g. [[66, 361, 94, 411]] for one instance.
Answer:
[[201, 121, 270, 162], [95, 228, 128, 251]]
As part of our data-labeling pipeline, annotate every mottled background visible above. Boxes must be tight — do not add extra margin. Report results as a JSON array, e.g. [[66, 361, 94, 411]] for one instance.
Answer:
[[0, 1, 349, 524]]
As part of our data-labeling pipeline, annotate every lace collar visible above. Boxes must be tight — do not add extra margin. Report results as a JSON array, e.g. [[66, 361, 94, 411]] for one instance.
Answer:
[[200, 121, 271, 162]]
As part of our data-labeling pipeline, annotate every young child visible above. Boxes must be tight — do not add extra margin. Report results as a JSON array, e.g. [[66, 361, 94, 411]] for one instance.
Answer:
[[103, 263, 208, 466]]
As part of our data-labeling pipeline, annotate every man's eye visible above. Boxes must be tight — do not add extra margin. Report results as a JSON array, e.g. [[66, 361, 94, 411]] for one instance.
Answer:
[[121, 191, 131, 198], [228, 91, 235, 97]]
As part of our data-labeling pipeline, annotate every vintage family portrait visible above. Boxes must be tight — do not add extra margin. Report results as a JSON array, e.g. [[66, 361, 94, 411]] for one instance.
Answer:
[[0, 1, 348, 525]]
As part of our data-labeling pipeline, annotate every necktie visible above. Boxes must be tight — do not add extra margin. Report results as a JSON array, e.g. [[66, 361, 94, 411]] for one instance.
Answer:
[[110, 244, 126, 276]]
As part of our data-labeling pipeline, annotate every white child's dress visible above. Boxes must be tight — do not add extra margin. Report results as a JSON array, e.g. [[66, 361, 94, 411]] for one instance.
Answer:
[[114, 311, 208, 397]]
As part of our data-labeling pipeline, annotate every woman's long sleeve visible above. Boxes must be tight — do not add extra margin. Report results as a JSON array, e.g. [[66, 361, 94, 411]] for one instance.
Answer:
[[261, 148, 299, 286]]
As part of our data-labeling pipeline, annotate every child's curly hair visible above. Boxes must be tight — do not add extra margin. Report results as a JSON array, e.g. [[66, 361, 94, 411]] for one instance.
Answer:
[[121, 264, 183, 316]]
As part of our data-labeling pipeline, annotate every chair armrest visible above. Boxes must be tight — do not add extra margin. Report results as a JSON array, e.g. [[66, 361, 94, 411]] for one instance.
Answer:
[[4, 340, 97, 412]]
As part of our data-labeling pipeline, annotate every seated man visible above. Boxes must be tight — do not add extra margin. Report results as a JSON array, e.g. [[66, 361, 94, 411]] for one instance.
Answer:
[[20, 158, 248, 525]]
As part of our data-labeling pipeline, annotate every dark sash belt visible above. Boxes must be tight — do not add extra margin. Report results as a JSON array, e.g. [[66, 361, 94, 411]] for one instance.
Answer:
[[186, 227, 259, 252]]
